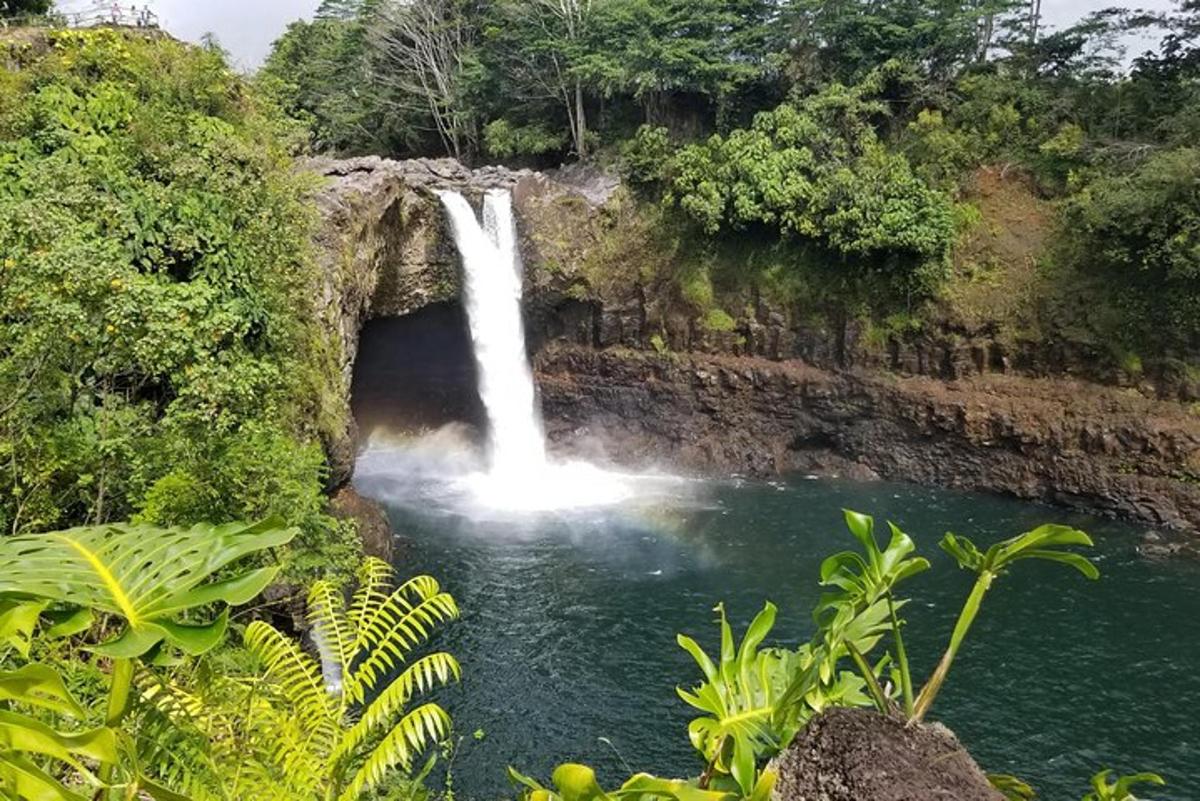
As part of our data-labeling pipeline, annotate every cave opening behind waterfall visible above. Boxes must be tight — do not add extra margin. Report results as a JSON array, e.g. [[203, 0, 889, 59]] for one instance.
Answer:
[[350, 300, 485, 443]]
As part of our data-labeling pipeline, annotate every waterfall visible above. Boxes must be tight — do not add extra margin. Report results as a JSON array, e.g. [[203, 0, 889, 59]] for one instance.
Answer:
[[437, 189, 547, 476], [356, 187, 675, 513]]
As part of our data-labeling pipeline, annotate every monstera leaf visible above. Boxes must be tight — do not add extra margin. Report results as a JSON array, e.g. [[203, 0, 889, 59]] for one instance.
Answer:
[[0, 520, 296, 658], [676, 603, 795, 797]]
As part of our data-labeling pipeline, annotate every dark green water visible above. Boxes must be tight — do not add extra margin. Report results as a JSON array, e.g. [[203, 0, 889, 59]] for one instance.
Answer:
[[359, 472, 1200, 800]]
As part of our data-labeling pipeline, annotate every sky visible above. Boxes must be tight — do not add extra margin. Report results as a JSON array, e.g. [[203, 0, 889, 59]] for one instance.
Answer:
[[56, 0, 1181, 71]]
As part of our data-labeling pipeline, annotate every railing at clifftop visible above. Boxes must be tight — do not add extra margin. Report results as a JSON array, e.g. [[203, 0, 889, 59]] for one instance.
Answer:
[[0, 9, 159, 30]]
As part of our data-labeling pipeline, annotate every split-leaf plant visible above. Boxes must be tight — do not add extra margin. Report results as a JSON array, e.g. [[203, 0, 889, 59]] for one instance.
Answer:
[[1082, 770, 1166, 801], [0, 519, 296, 800], [509, 762, 761, 801]]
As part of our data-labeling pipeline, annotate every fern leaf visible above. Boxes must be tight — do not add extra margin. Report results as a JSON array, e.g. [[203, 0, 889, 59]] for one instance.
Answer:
[[307, 580, 356, 691], [331, 653, 460, 767], [350, 594, 459, 698], [347, 558, 395, 632], [244, 621, 339, 754], [337, 703, 451, 801]]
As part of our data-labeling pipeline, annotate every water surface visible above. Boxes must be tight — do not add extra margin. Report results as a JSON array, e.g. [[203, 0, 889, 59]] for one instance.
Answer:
[[357, 473, 1200, 800]]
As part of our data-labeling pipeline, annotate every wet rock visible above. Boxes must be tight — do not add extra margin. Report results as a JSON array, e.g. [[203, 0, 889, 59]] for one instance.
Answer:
[[771, 708, 1002, 801], [329, 485, 394, 563], [1137, 529, 1200, 560], [536, 345, 1200, 534]]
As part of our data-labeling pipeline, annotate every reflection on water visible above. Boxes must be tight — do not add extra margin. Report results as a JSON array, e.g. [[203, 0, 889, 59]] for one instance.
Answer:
[[353, 456, 1200, 801]]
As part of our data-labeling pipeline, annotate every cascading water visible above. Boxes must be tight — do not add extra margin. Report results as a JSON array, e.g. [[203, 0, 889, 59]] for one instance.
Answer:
[[428, 188, 644, 512], [438, 189, 546, 476]]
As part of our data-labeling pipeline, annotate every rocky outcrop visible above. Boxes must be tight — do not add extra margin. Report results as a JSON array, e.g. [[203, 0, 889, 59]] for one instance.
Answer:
[[771, 708, 1002, 801], [309, 155, 1200, 536], [308, 156, 595, 482], [536, 345, 1200, 530]]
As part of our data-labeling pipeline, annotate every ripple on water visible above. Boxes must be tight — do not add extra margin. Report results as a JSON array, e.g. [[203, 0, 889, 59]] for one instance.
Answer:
[[352, 444, 1200, 801]]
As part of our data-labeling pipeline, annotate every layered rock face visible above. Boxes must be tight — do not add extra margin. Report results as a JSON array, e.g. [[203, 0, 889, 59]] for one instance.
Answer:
[[311, 155, 1200, 534], [536, 346, 1200, 530]]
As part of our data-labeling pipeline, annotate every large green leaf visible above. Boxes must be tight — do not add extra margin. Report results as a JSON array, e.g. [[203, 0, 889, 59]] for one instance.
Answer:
[[0, 665, 85, 718], [0, 520, 296, 657], [0, 751, 90, 801], [676, 604, 793, 796]]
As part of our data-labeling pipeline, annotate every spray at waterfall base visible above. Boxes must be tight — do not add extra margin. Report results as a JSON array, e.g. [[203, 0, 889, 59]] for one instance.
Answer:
[[354, 188, 681, 514]]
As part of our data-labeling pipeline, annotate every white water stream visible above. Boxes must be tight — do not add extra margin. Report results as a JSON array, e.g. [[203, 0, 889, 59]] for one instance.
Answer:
[[438, 189, 547, 475], [432, 189, 639, 512]]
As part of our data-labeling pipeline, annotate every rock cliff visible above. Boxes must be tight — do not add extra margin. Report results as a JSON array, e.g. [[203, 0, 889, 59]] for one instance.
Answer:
[[310, 156, 1200, 535]]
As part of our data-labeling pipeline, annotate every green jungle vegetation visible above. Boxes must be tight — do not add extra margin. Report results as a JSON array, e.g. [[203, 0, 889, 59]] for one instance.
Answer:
[[0, 28, 357, 578], [265, 0, 1200, 371], [1, 2, 1197, 799]]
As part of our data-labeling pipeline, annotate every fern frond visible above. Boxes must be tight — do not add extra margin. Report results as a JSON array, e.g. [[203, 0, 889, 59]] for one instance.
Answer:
[[307, 580, 356, 688], [349, 594, 460, 698], [331, 652, 460, 767], [244, 620, 339, 753], [337, 703, 451, 801], [353, 575, 444, 649], [348, 558, 395, 632]]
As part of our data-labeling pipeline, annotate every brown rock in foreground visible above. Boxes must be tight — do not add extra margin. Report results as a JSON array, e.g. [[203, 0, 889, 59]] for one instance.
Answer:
[[771, 708, 1003, 801]]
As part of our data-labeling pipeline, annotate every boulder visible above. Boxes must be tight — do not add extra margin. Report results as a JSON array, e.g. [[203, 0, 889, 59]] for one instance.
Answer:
[[771, 708, 1003, 801]]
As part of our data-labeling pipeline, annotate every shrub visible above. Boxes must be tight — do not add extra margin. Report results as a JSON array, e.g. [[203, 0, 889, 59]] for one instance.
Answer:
[[1061, 146, 1200, 351], [0, 29, 350, 578], [665, 81, 957, 291]]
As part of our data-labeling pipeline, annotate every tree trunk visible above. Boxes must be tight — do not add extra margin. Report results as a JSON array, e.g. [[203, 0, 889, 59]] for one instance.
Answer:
[[574, 78, 587, 158]]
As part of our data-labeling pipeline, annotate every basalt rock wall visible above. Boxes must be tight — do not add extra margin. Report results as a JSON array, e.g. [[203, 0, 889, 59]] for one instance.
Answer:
[[311, 156, 1200, 534], [536, 345, 1200, 531]]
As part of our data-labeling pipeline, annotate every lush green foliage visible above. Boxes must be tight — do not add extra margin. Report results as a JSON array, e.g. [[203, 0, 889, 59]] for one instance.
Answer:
[[675, 603, 796, 794], [1062, 147, 1200, 351], [515, 510, 1133, 801], [0, 0, 51, 18], [0, 519, 294, 800], [263, 0, 1200, 365], [1083, 770, 1166, 801], [133, 557, 461, 801], [0, 29, 356, 579], [666, 80, 957, 290]]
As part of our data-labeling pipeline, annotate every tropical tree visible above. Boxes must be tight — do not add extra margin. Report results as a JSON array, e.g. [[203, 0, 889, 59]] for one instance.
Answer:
[[239, 557, 461, 801], [482, 0, 597, 158], [372, 0, 479, 159], [0, 0, 51, 18]]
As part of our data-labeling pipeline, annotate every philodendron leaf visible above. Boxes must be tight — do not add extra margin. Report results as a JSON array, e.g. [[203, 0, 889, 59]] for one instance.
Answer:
[[0, 709, 118, 766], [0, 751, 91, 801], [0, 600, 47, 657], [0, 519, 295, 654], [42, 607, 94, 640], [0, 664, 85, 718]]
